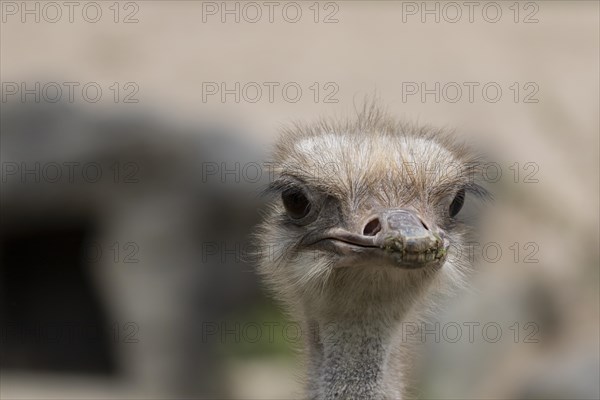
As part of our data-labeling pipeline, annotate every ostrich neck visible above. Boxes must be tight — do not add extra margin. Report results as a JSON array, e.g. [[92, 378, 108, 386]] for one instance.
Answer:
[[305, 304, 411, 400]]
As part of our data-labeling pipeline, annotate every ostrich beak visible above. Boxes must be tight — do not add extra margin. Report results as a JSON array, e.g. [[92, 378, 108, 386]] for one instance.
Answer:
[[378, 210, 449, 267], [308, 209, 450, 269]]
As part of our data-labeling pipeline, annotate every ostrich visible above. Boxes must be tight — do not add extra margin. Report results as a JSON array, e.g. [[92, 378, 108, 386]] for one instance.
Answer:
[[255, 104, 489, 399]]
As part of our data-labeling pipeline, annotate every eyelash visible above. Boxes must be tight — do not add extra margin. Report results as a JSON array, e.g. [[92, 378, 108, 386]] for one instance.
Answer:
[[463, 183, 491, 201]]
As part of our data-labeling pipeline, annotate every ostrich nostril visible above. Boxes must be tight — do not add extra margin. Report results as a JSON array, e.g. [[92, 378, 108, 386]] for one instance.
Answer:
[[419, 218, 429, 231], [363, 218, 382, 236]]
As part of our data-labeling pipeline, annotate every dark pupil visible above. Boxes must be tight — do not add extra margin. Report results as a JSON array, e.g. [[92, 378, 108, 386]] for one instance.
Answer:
[[282, 189, 311, 219], [449, 188, 465, 217]]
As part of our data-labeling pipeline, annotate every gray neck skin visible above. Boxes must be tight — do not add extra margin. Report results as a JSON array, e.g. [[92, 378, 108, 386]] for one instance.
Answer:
[[304, 304, 411, 400]]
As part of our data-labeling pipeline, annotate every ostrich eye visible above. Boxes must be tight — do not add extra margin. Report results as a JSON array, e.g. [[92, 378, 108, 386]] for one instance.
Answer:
[[449, 188, 465, 217], [282, 188, 311, 219]]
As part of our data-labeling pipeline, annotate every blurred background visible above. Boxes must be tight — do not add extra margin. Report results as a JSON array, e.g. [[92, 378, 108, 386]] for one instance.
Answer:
[[0, 1, 598, 399]]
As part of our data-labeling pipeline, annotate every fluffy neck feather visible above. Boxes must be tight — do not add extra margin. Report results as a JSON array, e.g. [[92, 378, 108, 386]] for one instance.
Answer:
[[300, 269, 428, 400]]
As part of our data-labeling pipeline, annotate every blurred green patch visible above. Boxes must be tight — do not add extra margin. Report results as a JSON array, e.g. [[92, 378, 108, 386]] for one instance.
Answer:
[[213, 296, 297, 360]]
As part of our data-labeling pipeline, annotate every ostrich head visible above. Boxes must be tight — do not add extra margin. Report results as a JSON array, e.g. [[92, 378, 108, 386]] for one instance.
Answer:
[[257, 106, 488, 322]]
